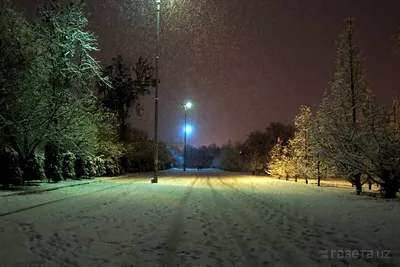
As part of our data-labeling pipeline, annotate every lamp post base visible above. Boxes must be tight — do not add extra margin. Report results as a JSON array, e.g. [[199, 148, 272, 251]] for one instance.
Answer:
[[151, 178, 158, 183]]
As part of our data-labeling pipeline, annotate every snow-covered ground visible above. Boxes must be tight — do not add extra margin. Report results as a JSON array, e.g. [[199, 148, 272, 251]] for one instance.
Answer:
[[0, 170, 398, 267]]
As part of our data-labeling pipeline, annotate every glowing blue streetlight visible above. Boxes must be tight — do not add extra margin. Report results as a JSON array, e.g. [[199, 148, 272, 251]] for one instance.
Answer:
[[185, 125, 192, 134]]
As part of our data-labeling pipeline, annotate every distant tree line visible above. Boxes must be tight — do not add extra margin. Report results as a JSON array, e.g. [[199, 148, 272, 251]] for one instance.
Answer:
[[178, 144, 220, 169], [212, 123, 293, 173], [0, 1, 173, 188]]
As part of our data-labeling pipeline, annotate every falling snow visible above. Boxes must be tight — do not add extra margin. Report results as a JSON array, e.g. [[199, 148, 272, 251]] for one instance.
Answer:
[[13, 0, 400, 146]]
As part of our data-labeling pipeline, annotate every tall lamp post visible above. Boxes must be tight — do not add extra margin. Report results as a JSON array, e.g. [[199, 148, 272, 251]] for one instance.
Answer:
[[151, 0, 161, 183], [183, 101, 192, 171]]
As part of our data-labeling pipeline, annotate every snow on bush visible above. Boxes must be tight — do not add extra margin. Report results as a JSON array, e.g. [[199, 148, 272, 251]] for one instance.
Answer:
[[44, 142, 63, 183], [24, 152, 45, 182], [0, 146, 23, 187], [62, 152, 76, 180], [94, 157, 106, 177], [75, 155, 89, 178], [104, 157, 120, 176]]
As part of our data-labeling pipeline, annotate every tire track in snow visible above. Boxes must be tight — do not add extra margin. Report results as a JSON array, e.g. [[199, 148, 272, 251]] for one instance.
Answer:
[[194, 177, 239, 266], [51, 178, 154, 230], [0, 178, 148, 218], [218, 177, 390, 267], [214, 176, 319, 267], [60, 183, 159, 264], [158, 177, 198, 267], [12, 179, 153, 267], [206, 176, 260, 267]]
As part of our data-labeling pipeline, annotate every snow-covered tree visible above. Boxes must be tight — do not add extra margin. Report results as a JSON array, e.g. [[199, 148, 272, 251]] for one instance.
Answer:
[[286, 106, 337, 185], [285, 106, 313, 183], [218, 141, 246, 172], [388, 99, 400, 137], [0, 2, 116, 183], [314, 18, 400, 197], [0, 6, 52, 179], [247, 152, 265, 175], [313, 18, 371, 194], [334, 98, 400, 198], [267, 138, 292, 178]]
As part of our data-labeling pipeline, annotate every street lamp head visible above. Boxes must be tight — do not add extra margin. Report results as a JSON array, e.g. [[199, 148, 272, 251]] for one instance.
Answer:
[[185, 125, 192, 133], [156, 0, 161, 3], [184, 101, 193, 109]]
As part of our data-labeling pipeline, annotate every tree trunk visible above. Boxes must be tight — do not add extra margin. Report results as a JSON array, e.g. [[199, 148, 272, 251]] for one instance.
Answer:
[[19, 156, 27, 186], [120, 122, 127, 142], [295, 175, 297, 182], [354, 174, 362, 195], [305, 176, 308, 184], [355, 183, 362, 195], [368, 179, 372, 190], [317, 159, 321, 186]]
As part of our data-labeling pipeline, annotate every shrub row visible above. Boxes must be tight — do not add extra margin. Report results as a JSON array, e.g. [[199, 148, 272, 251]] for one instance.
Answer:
[[0, 146, 121, 188], [0, 147, 23, 188]]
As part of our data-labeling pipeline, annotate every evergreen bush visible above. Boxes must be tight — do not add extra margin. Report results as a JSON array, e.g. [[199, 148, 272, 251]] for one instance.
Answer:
[[44, 142, 63, 182], [0, 147, 23, 187], [62, 152, 76, 179], [24, 152, 45, 183]]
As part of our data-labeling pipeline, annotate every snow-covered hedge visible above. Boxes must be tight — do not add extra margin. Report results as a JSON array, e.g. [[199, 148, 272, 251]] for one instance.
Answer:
[[85, 157, 97, 178], [25, 152, 45, 182], [0, 147, 23, 187], [104, 157, 121, 177], [75, 155, 89, 178], [62, 152, 76, 180], [75, 155, 113, 178], [94, 157, 106, 177], [44, 142, 63, 183]]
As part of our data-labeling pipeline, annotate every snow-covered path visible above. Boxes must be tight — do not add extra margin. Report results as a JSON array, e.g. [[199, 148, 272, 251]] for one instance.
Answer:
[[0, 170, 398, 267]]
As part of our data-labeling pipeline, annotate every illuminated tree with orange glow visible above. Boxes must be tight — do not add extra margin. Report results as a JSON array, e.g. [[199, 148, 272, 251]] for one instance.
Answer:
[[285, 106, 313, 183], [267, 138, 292, 178]]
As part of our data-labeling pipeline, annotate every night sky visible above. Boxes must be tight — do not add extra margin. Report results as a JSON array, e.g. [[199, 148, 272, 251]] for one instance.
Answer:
[[14, 0, 400, 147]]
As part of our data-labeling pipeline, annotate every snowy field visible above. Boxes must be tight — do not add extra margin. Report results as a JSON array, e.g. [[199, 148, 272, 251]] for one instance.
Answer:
[[0, 169, 399, 267]]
